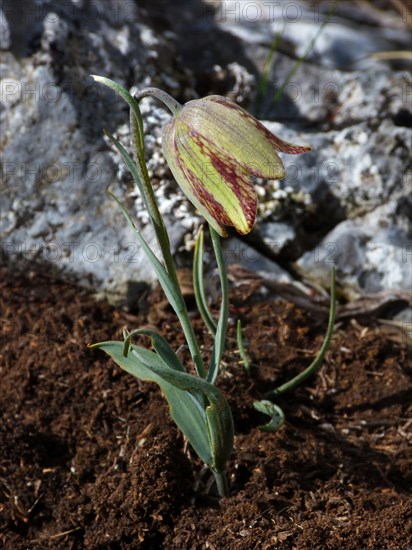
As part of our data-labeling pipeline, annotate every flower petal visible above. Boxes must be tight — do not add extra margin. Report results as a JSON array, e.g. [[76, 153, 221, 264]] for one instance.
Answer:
[[163, 118, 257, 236], [179, 95, 311, 180]]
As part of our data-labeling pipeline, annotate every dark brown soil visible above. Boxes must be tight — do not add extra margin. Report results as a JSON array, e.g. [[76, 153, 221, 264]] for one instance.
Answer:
[[0, 266, 411, 549]]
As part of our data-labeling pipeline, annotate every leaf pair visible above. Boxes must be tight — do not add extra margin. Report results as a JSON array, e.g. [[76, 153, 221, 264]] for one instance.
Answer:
[[90, 331, 233, 474]]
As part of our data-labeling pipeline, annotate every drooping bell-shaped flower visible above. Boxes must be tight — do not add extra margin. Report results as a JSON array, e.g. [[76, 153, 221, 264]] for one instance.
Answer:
[[161, 95, 311, 237], [131, 87, 311, 237]]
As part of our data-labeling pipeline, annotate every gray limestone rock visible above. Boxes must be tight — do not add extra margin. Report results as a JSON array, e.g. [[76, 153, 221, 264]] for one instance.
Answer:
[[0, 0, 193, 306], [1, 0, 411, 308], [262, 76, 411, 294], [212, 1, 411, 296]]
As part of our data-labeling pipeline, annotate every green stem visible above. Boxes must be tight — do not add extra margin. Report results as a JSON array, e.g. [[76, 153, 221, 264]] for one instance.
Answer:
[[92, 76, 205, 377], [213, 470, 229, 497], [129, 109, 206, 379], [207, 226, 229, 384], [133, 87, 183, 116], [264, 266, 336, 398], [193, 226, 217, 336]]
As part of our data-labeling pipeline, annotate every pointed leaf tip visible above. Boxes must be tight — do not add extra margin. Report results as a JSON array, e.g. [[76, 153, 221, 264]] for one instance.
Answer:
[[253, 400, 285, 432]]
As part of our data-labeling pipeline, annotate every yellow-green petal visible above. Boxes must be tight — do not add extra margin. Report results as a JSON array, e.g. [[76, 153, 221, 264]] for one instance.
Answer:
[[179, 95, 311, 180], [163, 117, 257, 236]]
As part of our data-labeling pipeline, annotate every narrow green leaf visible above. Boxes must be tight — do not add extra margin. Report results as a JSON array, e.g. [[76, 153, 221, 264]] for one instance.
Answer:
[[109, 192, 207, 379], [90, 340, 233, 472], [91, 75, 144, 156], [90, 340, 213, 466], [264, 266, 337, 399], [193, 226, 217, 336], [108, 192, 187, 318], [253, 400, 285, 432], [103, 130, 148, 212], [123, 328, 185, 373], [137, 351, 234, 473], [128, 110, 168, 232], [207, 227, 229, 384], [236, 319, 250, 375], [104, 119, 170, 247]]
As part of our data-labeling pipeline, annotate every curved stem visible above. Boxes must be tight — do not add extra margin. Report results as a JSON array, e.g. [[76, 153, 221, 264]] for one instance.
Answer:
[[133, 87, 183, 116], [264, 266, 336, 398]]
